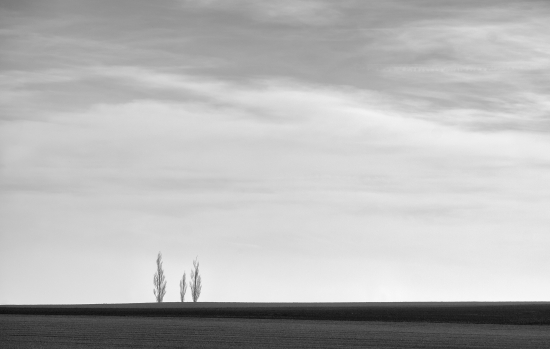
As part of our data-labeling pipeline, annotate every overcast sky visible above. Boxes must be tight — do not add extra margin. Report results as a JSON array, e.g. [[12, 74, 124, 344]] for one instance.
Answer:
[[1, 0, 550, 304]]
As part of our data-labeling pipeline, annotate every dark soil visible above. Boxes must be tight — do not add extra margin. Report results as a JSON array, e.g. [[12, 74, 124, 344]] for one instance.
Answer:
[[3, 314, 550, 349], [2, 302, 549, 324]]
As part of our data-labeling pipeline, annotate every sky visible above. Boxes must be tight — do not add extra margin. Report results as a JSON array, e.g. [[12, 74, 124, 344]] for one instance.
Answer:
[[1, 0, 550, 304]]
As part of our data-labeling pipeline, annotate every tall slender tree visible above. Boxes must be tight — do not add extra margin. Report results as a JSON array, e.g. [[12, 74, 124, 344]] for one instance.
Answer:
[[153, 252, 167, 303], [189, 257, 202, 302], [179, 272, 187, 302]]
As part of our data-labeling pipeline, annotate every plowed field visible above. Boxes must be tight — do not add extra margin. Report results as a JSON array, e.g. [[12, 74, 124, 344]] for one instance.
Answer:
[[1, 303, 549, 348], [2, 314, 549, 348]]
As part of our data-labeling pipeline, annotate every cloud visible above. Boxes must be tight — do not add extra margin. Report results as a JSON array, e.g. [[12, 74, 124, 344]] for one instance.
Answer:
[[3, 67, 550, 203], [361, 5, 550, 133], [181, 0, 340, 25]]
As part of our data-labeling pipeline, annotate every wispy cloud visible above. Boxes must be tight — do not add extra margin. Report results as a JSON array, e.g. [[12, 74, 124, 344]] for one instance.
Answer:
[[3, 66, 550, 200], [361, 5, 550, 133], [181, 0, 340, 25]]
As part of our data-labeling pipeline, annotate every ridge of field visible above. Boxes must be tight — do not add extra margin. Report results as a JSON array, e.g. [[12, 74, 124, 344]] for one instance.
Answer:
[[1, 302, 550, 325]]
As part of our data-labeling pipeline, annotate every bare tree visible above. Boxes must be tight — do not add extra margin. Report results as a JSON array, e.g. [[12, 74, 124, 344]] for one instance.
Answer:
[[179, 272, 187, 302], [189, 257, 202, 302], [153, 252, 167, 303]]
